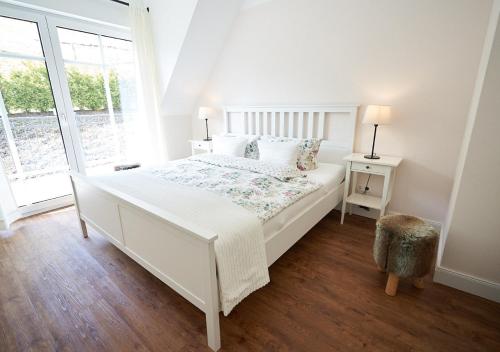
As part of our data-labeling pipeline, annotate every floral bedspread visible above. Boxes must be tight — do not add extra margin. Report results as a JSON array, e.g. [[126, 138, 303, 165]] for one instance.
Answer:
[[149, 154, 321, 223]]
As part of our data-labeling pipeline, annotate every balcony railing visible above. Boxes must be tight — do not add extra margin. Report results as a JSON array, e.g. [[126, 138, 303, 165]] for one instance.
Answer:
[[0, 111, 132, 180]]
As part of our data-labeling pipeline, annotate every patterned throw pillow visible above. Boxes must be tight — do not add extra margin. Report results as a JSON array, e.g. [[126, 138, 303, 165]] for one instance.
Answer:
[[245, 139, 259, 159], [263, 137, 322, 171]]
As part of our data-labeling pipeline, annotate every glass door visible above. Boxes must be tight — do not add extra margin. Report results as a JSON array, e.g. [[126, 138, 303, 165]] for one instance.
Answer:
[[0, 12, 74, 207], [0, 4, 143, 219], [48, 20, 142, 176]]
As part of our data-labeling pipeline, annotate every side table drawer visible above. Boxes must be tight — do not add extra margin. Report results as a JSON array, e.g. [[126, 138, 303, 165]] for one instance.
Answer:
[[351, 161, 387, 175], [193, 141, 210, 149]]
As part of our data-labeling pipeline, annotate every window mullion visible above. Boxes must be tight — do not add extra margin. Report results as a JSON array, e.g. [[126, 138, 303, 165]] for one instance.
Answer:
[[0, 90, 24, 179]]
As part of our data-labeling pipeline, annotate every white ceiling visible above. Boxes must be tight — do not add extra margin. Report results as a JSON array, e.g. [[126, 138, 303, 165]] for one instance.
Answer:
[[241, 0, 273, 10]]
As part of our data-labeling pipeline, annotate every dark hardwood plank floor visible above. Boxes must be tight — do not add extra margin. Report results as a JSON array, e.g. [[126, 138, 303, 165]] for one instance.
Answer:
[[1, 208, 499, 351]]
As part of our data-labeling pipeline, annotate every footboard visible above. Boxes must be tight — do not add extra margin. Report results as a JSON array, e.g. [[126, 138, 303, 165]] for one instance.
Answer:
[[70, 173, 221, 351]]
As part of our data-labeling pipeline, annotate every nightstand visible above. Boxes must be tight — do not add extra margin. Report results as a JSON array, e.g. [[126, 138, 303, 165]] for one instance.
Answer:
[[189, 140, 212, 155], [341, 153, 402, 224]]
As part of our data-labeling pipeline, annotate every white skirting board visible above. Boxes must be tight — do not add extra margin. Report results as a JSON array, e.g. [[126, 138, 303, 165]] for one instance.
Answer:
[[433, 266, 500, 303]]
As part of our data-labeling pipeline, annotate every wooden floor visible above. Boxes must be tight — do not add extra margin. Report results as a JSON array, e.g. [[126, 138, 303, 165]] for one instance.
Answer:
[[1, 208, 499, 351]]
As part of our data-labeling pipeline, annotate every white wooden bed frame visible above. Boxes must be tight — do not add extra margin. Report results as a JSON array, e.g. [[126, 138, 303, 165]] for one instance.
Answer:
[[70, 105, 358, 351]]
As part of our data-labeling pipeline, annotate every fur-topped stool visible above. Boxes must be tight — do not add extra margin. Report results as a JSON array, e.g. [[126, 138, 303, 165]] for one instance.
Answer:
[[373, 215, 438, 296]]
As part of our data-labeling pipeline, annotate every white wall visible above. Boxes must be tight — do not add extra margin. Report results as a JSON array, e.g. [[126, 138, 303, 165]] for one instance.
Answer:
[[148, 0, 242, 159], [147, 0, 198, 95], [436, 1, 500, 301], [146, 0, 199, 159], [196, 0, 492, 223]]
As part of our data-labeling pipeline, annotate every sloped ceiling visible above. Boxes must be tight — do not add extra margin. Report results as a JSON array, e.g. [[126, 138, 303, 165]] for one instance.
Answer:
[[148, 0, 243, 116], [241, 0, 273, 10]]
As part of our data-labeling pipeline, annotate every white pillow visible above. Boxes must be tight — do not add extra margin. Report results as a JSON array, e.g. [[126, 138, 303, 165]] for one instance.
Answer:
[[212, 135, 248, 157], [261, 136, 322, 171], [223, 133, 260, 159], [258, 139, 299, 168]]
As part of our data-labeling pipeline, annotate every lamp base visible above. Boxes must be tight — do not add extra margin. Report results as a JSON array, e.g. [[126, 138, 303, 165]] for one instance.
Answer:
[[203, 137, 212, 141], [364, 154, 380, 159]]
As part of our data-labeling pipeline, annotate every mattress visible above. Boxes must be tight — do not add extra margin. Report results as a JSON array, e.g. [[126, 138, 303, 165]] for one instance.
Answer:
[[262, 162, 345, 238], [91, 159, 344, 239]]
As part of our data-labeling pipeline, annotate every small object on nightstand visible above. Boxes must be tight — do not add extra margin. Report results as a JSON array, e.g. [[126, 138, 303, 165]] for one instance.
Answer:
[[114, 163, 140, 171], [341, 153, 402, 224], [198, 107, 215, 141], [189, 139, 213, 156], [362, 105, 392, 159]]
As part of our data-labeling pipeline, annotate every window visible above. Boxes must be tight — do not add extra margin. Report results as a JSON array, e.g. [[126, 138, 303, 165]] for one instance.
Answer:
[[56, 27, 141, 174], [0, 4, 142, 214], [0, 15, 71, 206]]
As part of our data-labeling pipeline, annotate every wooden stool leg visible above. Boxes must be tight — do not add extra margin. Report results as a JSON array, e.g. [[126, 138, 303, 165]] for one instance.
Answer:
[[385, 273, 399, 296], [413, 277, 425, 289]]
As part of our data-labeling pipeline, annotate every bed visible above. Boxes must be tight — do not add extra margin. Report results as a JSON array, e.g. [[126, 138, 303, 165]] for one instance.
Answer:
[[70, 105, 358, 351]]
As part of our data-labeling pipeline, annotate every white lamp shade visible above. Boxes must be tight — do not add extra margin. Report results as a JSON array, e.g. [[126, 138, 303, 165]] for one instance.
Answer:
[[198, 106, 215, 120], [362, 105, 392, 125]]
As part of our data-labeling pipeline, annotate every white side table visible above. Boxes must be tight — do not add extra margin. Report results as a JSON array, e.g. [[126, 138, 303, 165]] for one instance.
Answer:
[[341, 153, 402, 224], [189, 140, 212, 155]]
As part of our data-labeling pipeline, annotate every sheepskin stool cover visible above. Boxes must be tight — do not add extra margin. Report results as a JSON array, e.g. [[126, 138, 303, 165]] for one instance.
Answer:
[[373, 215, 438, 295]]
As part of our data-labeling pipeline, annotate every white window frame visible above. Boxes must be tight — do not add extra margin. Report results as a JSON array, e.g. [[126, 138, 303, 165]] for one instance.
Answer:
[[0, 2, 135, 219], [45, 16, 133, 175], [0, 4, 77, 216]]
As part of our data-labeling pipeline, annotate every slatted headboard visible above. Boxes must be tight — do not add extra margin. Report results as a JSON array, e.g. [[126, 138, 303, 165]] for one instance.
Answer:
[[223, 105, 359, 164]]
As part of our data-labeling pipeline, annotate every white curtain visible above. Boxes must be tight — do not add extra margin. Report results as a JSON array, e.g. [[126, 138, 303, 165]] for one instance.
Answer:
[[129, 0, 167, 163]]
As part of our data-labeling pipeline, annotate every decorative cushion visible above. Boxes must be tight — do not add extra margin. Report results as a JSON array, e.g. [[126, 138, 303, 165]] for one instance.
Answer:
[[373, 215, 439, 279], [262, 136, 322, 171], [244, 137, 260, 159]]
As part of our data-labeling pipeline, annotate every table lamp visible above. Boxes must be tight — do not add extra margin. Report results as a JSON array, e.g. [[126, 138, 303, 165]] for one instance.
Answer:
[[362, 105, 391, 159], [198, 107, 214, 141]]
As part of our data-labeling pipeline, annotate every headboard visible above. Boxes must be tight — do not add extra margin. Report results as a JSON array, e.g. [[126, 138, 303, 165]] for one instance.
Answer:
[[223, 105, 359, 164]]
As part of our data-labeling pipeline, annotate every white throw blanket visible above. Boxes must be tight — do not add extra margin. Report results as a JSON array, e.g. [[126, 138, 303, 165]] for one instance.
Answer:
[[92, 170, 270, 315]]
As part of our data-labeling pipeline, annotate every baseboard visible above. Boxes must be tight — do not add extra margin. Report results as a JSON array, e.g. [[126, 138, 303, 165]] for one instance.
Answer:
[[434, 266, 500, 303]]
